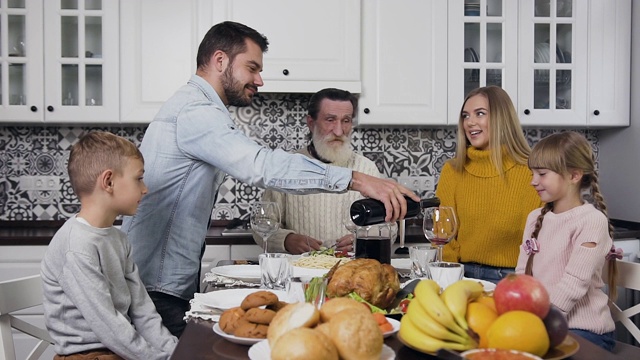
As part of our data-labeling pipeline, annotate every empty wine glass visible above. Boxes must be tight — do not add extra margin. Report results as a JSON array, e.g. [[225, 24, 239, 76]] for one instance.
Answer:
[[250, 201, 280, 253], [342, 201, 357, 254], [342, 201, 357, 232], [423, 206, 458, 262]]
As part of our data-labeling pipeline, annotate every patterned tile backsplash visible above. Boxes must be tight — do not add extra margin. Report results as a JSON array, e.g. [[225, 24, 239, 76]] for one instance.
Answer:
[[0, 93, 598, 221]]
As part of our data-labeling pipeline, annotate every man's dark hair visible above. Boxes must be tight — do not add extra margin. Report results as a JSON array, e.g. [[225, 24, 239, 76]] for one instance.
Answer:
[[307, 88, 358, 120], [197, 21, 269, 70]]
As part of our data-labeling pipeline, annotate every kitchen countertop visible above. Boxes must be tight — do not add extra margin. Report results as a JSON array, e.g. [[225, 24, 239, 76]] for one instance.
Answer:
[[2, 219, 640, 246]]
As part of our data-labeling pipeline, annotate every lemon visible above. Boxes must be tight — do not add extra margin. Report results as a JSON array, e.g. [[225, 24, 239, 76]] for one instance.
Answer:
[[486, 310, 550, 357]]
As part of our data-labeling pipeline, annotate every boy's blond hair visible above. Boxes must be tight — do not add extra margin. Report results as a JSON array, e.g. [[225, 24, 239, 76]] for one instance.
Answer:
[[68, 131, 143, 199]]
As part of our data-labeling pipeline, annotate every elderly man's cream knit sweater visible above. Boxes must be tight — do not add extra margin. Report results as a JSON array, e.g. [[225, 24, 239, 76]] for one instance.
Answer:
[[254, 147, 381, 252]]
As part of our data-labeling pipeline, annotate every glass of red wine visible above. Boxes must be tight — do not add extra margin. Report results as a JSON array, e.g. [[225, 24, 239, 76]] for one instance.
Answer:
[[423, 206, 458, 262]]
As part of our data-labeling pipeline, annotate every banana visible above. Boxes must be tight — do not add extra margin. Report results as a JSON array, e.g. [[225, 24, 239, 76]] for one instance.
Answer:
[[405, 297, 470, 344], [413, 279, 468, 338], [440, 279, 485, 330], [399, 313, 474, 353]]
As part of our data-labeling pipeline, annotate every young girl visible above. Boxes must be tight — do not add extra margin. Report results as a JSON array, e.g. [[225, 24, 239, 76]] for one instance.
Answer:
[[515, 131, 619, 351]]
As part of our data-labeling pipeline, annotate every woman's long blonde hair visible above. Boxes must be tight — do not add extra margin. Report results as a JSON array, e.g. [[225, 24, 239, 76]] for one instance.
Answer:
[[451, 86, 531, 175], [525, 131, 618, 299]]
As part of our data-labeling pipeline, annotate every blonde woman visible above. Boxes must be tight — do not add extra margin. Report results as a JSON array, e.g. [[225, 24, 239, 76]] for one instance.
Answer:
[[435, 86, 542, 283]]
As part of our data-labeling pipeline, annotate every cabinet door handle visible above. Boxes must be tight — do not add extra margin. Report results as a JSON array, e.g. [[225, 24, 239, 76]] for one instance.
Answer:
[[363, 108, 370, 114], [524, 109, 530, 115], [593, 110, 600, 116], [47, 105, 54, 112], [282, 69, 289, 75], [30, 106, 38, 112]]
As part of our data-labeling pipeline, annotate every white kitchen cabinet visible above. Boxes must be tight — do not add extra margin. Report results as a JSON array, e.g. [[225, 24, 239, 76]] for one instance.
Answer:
[[585, 0, 631, 127], [0, 0, 119, 123], [517, 0, 589, 126], [210, 0, 361, 93], [120, 0, 207, 123], [358, 0, 448, 126], [448, 0, 630, 128], [447, 0, 519, 122]]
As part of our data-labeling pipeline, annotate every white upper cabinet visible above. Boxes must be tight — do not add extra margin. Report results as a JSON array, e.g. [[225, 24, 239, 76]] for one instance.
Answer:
[[448, 0, 630, 128], [517, 0, 589, 126], [448, 0, 518, 122], [586, 0, 631, 127], [210, 0, 361, 93], [358, 0, 448, 126], [120, 0, 204, 123], [0, 0, 119, 123]]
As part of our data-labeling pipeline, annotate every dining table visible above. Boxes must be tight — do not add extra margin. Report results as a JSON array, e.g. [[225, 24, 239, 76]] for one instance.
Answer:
[[170, 261, 640, 360], [170, 318, 640, 360]]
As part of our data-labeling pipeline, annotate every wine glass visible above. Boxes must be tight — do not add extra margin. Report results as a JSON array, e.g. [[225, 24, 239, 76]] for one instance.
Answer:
[[250, 201, 281, 253], [342, 201, 358, 254], [423, 206, 458, 262]]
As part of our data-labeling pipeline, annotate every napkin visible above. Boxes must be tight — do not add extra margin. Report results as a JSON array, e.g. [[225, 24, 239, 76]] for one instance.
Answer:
[[183, 293, 226, 322]]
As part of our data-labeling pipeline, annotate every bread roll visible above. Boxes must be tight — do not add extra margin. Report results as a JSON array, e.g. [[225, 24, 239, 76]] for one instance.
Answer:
[[327, 309, 383, 360], [270, 328, 338, 360], [267, 302, 320, 346], [319, 297, 370, 323]]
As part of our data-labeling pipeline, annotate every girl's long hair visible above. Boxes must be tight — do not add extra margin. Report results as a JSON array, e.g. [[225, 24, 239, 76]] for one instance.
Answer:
[[525, 131, 617, 299]]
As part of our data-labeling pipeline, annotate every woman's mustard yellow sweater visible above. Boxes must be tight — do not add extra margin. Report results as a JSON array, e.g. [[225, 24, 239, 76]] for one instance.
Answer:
[[436, 147, 543, 268]]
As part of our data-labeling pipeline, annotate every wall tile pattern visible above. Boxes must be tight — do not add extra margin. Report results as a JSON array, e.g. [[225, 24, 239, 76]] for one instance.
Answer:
[[0, 94, 598, 221]]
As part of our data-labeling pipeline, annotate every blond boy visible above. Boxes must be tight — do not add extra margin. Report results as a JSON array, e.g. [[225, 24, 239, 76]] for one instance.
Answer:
[[41, 131, 177, 360]]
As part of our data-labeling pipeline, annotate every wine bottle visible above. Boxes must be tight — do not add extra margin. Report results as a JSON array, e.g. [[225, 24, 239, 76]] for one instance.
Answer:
[[349, 196, 440, 226]]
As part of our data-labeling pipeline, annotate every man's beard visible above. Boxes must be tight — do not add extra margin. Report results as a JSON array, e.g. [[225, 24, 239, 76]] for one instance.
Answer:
[[221, 66, 256, 107], [312, 130, 353, 167]]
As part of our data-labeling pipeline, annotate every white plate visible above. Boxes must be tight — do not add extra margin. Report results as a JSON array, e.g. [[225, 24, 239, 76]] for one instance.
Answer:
[[463, 277, 497, 291], [383, 318, 400, 338], [292, 266, 329, 279], [248, 339, 395, 360], [212, 323, 262, 346], [390, 258, 411, 270], [196, 288, 287, 310], [210, 265, 261, 283]]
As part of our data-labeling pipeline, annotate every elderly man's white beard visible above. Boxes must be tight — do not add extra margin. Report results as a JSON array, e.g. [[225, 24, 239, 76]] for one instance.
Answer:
[[312, 130, 354, 167]]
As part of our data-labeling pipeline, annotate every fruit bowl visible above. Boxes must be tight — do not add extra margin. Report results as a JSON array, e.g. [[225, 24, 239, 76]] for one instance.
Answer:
[[461, 348, 542, 360]]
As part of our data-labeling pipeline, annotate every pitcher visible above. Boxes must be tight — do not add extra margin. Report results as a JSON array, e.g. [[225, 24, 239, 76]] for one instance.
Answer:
[[354, 222, 397, 264]]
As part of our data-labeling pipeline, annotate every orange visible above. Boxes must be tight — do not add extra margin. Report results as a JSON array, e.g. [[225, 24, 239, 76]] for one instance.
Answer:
[[475, 295, 497, 313], [486, 310, 550, 357], [466, 302, 498, 348]]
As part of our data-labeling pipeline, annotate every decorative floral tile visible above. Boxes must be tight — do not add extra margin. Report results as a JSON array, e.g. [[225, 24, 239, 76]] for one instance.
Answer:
[[0, 95, 601, 221]]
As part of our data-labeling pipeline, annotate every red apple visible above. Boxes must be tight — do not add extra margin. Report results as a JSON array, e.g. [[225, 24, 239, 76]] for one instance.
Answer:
[[494, 274, 550, 319]]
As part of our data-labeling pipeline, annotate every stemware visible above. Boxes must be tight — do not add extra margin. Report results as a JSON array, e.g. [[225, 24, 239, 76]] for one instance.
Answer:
[[250, 201, 280, 253], [422, 206, 458, 262], [340, 201, 357, 252], [342, 201, 357, 233]]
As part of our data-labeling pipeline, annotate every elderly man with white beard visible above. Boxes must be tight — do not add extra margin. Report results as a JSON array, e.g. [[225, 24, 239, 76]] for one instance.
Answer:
[[252, 88, 382, 254]]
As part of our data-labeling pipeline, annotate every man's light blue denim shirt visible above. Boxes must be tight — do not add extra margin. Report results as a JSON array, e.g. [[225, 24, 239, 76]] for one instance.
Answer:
[[121, 75, 351, 300]]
